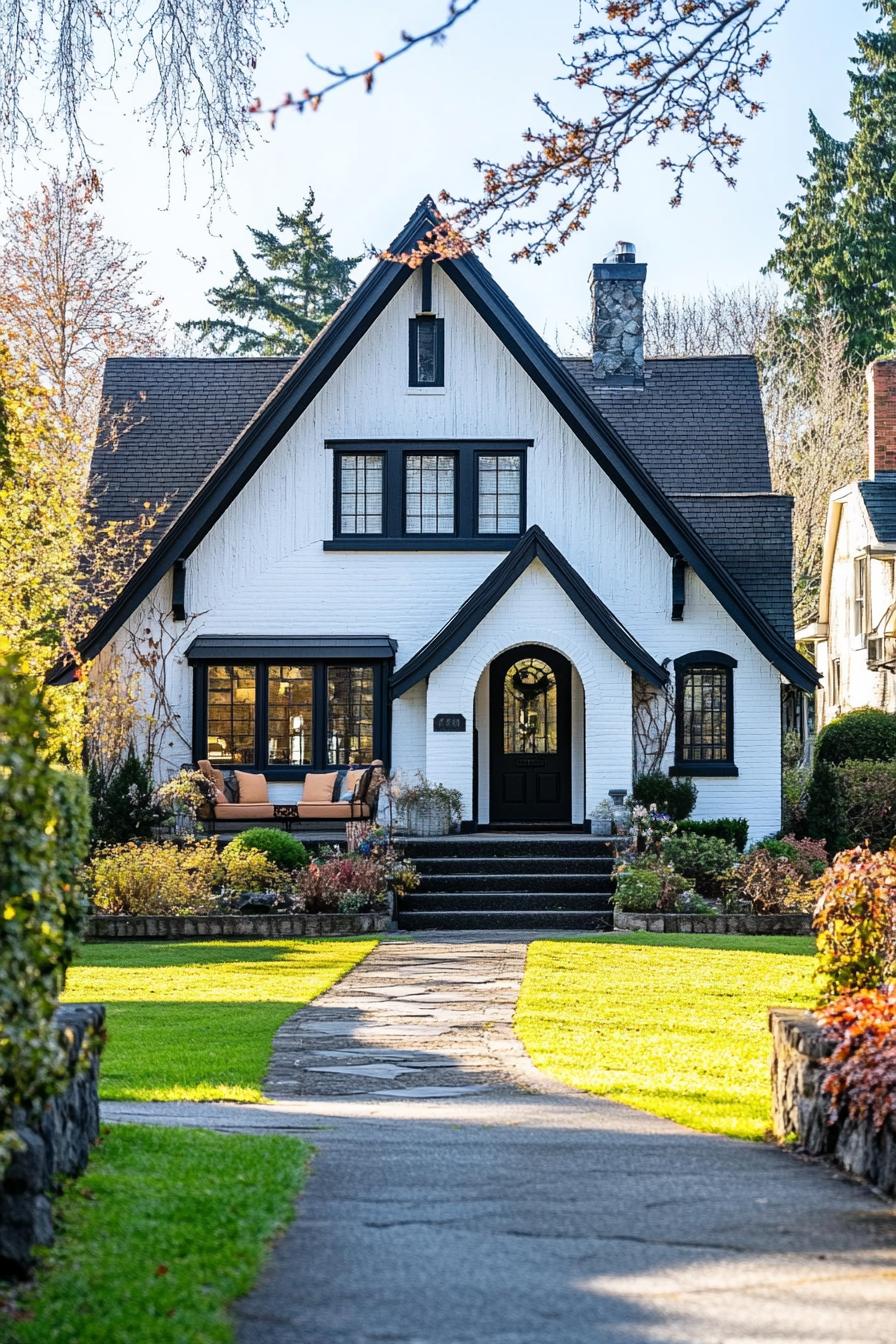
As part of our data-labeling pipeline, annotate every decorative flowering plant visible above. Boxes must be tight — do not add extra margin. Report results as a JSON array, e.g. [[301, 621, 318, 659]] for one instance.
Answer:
[[155, 768, 216, 818]]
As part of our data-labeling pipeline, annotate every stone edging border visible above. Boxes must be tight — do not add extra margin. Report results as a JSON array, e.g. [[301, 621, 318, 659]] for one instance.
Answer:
[[613, 908, 813, 935], [770, 1007, 896, 1198], [86, 912, 391, 940]]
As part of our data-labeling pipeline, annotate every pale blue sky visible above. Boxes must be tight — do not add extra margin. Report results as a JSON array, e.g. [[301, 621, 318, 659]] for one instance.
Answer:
[[21, 0, 869, 345]]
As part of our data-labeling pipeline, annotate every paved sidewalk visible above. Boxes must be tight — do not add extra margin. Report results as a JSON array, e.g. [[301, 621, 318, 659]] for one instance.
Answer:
[[104, 935, 896, 1344]]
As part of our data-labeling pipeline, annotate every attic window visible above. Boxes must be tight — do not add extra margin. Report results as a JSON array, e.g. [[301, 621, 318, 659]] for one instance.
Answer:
[[408, 257, 443, 387], [409, 315, 444, 387]]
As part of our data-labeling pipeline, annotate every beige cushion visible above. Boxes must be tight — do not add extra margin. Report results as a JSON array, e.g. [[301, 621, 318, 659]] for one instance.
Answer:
[[199, 759, 226, 794], [297, 801, 370, 820], [342, 768, 367, 798], [235, 770, 269, 803], [214, 787, 227, 805], [302, 771, 338, 804], [214, 803, 275, 820]]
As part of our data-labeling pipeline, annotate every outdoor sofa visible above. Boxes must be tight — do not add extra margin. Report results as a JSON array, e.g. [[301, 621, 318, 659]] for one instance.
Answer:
[[196, 759, 384, 831]]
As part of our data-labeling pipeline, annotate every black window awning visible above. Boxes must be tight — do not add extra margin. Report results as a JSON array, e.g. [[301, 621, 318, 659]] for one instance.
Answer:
[[185, 635, 398, 663]]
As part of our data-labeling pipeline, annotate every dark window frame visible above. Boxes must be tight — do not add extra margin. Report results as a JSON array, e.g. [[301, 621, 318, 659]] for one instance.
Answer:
[[408, 315, 445, 388], [670, 650, 738, 778], [191, 658, 391, 780], [402, 448, 459, 538], [327, 440, 529, 550]]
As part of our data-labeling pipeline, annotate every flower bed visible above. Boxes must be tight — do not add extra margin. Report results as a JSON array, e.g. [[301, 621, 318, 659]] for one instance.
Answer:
[[612, 794, 825, 926], [86, 824, 418, 922]]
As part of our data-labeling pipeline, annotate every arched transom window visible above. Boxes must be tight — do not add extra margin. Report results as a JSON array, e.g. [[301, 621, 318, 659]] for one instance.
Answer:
[[503, 656, 558, 756]]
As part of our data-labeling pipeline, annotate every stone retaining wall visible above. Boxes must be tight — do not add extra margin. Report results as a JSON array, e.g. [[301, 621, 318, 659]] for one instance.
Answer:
[[86, 911, 390, 940], [613, 909, 813, 935], [0, 1004, 105, 1277], [769, 1008, 896, 1198]]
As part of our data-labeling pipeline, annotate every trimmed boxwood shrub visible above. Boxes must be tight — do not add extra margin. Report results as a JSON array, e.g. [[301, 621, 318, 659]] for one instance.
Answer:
[[0, 648, 91, 1177], [815, 707, 896, 766], [631, 772, 698, 821], [226, 828, 309, 871], [677, 817, 749, 853]]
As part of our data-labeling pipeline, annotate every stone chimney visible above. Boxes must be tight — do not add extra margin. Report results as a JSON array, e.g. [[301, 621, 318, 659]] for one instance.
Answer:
[[867, 358, 896, 479], [590, 242, 647, 385]]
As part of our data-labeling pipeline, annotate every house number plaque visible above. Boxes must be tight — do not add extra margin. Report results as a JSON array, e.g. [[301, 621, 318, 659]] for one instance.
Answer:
[[433, 713, 466, 732]]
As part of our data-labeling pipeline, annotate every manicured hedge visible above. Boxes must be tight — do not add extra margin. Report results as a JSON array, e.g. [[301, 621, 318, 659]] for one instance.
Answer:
[[677, 817, 750, 853], [815, 708, 896, 766], [631, 773, 697, 821], [0, 648, 91, 1176]]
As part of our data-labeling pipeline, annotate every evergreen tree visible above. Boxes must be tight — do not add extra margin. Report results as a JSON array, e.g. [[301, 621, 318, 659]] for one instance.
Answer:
[[181, 191, 360, 355], [768, 1, 896, 364]]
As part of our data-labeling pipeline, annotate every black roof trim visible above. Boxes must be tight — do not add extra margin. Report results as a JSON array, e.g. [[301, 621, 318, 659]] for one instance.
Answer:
[[50, 195, 816, 692], [185, 635, 397, 663], [390, 525, 667, 697], [438, 246, 817, 691]]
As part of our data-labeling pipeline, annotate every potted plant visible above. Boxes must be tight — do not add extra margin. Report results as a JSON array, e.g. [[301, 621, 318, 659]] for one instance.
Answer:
[[393, 773, 463, 836], [589, 798, 614, 836]]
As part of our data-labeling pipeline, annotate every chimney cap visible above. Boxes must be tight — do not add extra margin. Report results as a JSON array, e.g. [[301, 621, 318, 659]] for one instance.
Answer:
[[604, 240, 636, 264]]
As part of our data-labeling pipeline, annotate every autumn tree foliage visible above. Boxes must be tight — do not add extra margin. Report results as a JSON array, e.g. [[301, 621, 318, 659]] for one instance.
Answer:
[[0, 172, 166, 442], [181, 191, 359, 355]]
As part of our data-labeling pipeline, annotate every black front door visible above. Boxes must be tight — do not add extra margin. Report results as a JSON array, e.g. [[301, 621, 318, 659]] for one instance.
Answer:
[[489, 645, 571, 825]]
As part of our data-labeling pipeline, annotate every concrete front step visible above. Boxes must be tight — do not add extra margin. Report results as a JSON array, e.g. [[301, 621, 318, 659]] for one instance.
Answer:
[[416, 873, 613, 895], [403, 837, 620, 859], [403, 890, 612, 912], [417, 856, 614, 876], [399, 909, 614, 931]]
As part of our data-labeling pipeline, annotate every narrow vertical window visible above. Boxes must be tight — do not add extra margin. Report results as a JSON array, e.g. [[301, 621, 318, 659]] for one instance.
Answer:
[[830, 657, 841, 707], [327, 666, 375, 763], [267, 665, 313, 765], [405, 453, 456, 534], [853, 555, 868, 638], [477, 453, 522, 535], [409, 316, 444, 387], [339, 454, 384, 535], [674, 652, 736, 771], [207, 664, 256, 764]]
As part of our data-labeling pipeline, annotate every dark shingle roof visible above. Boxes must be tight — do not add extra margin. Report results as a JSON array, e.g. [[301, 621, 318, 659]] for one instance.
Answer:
[[91, 356, 297, 543], [90, 351, 794, 641], [561, 355, 772, 493], [671, 493, 795, 643], [859, 478, 896, 544]]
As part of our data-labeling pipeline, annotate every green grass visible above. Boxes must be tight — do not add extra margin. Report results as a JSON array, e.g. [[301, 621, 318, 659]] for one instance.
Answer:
[[4, 1124, 308, 1344], [63, 939, 376, 1102], [515, 933, 816, 1140]]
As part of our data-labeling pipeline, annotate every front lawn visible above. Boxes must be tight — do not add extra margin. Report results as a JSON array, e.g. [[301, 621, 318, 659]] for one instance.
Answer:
[[4, 1124, 307, 1344], [63, 938, 376, 1102], [515, 933, 816, 1140]]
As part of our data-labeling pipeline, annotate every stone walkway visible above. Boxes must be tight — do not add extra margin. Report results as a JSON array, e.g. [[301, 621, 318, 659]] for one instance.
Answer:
[[104, 935, 896, 1344]]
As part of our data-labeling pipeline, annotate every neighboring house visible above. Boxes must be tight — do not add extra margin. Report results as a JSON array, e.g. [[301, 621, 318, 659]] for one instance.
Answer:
[[50, 198, 816, 839], [801, 357, 896, 725]]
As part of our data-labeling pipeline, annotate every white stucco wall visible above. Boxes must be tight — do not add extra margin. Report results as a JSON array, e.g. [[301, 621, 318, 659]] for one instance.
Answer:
[[99, 262, 787, 836]]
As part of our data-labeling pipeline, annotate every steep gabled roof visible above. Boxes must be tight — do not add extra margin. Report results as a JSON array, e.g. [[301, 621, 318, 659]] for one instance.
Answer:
[[390, 526, 668, 697], [50, 197, 817, 691], [859, 478, 896, 545]]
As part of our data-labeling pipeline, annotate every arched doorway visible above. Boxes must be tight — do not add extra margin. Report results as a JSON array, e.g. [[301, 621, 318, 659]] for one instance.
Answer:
[[489, 645, 572, 825]]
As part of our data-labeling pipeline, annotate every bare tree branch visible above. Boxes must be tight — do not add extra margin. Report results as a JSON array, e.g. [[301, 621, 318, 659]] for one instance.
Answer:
[[248, 0, 482, 126]]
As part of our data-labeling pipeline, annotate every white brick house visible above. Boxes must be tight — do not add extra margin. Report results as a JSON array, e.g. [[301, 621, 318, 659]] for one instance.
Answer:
[[52, 198, 815, 839]]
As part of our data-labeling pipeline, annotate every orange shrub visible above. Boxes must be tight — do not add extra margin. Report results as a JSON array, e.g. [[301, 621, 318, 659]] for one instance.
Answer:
[[813, 843, 896, 998]]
